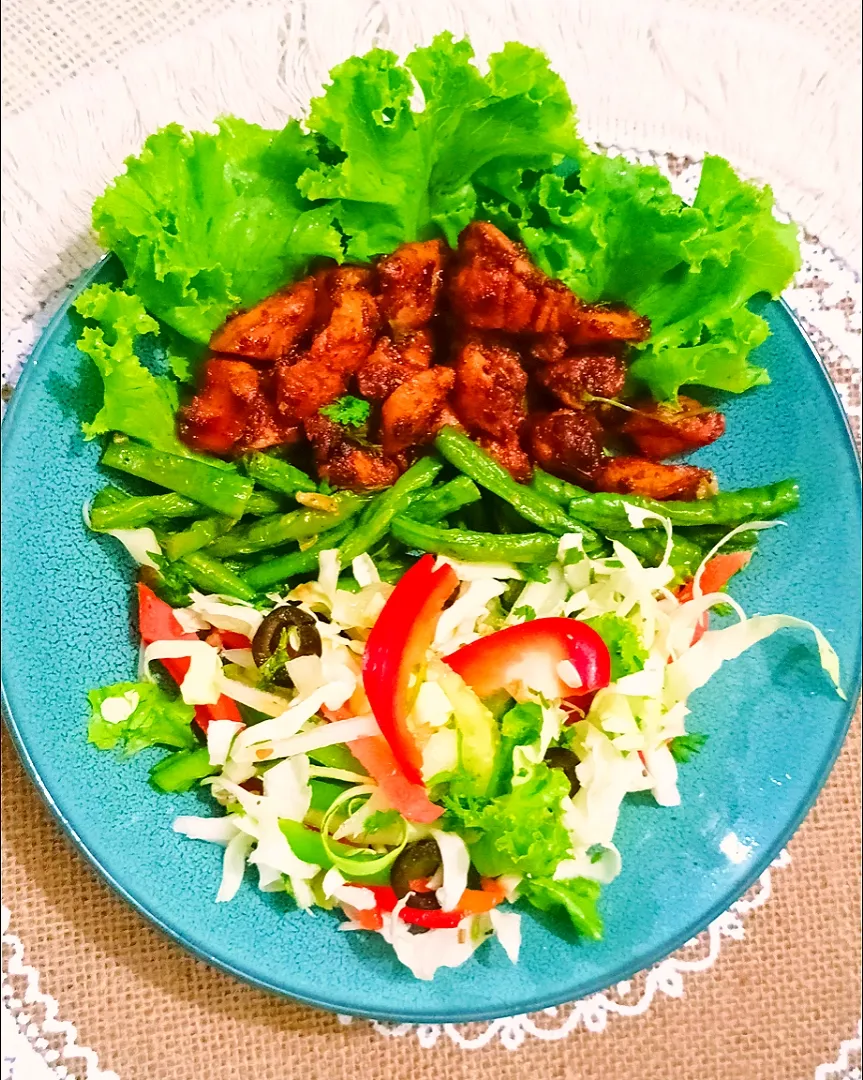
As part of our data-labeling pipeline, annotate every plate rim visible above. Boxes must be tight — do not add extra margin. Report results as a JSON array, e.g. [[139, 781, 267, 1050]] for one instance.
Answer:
[[2, 257, 861, 1023]]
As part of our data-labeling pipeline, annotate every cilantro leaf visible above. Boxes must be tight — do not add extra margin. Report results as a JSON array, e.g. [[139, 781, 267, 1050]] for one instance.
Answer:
[[257, 628, 294, 689], [584, 614, 648, 681], [668, 732, 708, 763], [518, 876, 603, 939], [87, 681, 197, 756], [512, 605, 537, 623], [319, 395, 371, 429]]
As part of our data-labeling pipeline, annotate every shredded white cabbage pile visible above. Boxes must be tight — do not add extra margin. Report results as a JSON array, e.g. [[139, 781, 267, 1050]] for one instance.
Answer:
[[143, 519, 842, 981]]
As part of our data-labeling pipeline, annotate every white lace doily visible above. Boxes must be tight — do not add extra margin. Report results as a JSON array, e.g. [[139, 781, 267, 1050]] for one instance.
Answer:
[[1, 2, 861, 1073]]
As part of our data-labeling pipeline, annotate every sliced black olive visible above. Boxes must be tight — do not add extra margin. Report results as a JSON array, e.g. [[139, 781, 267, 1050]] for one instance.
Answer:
[[390, 838, 442, 900], [404, 892, 440, 911], [543, 747, 581, 797], [252, 603, 322, 687]]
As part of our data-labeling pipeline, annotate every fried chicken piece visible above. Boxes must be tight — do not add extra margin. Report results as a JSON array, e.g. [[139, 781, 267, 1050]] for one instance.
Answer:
[[304, 416, 400, 491], [534, 353, 626, 408], [476, 434, 533, 482], [622, 397, 726, 460], [451, 339, 527, 441], [567, 305, 651, 346], [277, 271, 381, 422], [526, 409, 606, 486], [526, 334, 569, 366], [274, 355, 351, 424], [235, 386, 301, 453], [449, 222, 582, 334], [356, 330, 434, 401], [179, 357, 298, 456], [305, 272, 380, 373], [381, 367, 455, 456], [597, 457, 717, 500], [377, 240, 447, 336], [209, 278, 318, 361]]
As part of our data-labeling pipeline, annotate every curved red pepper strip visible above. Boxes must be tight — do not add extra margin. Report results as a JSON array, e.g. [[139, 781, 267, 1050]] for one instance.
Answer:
[[362, 554, 458, 784], [445, 617, 610, 701], [138, 582, 242, 734], [675, 551, 752, 646]]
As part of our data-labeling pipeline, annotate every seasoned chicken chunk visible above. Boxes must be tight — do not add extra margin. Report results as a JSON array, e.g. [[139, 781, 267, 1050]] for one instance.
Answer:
[[179, 357, 297, 456], [451, 339, 527, 441], [622, 397, 726, 460], [597, 457, 717, 500], [209, 277, 318, 361], [274, 356, 351, 424], [567, 305, 650, 347], [356, 330, 434, 401], [305, 416, 400, 491], [377, 240, 447, 336], [534, 353, 626, 408], [381, 367, 455, 456], [449, 222, 581, 334], [305, 272, 380, 374], [526, 409, 606, 486], [476, 434, 533, 482], [277, 269, 380, 422]]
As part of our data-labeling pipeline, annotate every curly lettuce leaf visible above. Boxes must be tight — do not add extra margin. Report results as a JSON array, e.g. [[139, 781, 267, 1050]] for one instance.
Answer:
[[74, 284, 183, 452], [518, 876, 603, 940], [93, 118, 316, 342], [584, 614, 648, 682], [445, 762, 571, 878], [87, 681, 197, 756], [478, 151, 799, 400], [297, 33, 582, 259]]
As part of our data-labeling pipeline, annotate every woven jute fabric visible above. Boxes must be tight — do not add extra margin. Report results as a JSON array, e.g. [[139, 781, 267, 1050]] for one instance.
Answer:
[[2, 706, 860, 1080]]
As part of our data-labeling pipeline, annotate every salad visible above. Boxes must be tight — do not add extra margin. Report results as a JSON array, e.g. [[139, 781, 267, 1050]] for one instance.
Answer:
[[76, 35, 844, 981]]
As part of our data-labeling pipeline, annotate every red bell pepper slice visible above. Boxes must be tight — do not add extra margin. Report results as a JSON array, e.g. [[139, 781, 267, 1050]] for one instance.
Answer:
[[137, 582, 196, 645], [675, 551, 752, 645], [398, 906, 463, 929], [445, 617, 611, 701], [348, 736, 443, 823], [205, 629, 253, 651], [137, 582, 244, 733], [362, 554, 458, 784]]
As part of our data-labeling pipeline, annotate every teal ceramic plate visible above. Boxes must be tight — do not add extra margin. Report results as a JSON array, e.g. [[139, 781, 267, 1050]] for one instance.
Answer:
[[2, 257, 861, 1023]]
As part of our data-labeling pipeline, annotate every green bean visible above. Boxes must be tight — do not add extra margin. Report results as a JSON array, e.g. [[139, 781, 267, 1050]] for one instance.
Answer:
[[681, 525, 762, 552], [90, 490, 206, 531], [406, 476, 482, 524], [607, 530, 706, 582], [242, 520, 355, 591], [163, 516, 238, 561], [101, 439, 253, 517], [90, 485, 129, 511], [246, 491, 287, 517], [206, 493, 368, 557], [530, 468, 591, 506], [567, 480, 799, 531], [179, 551, 257, 601], [337, 456, 443, 565], [242, 452, 315, 497], [149, 748, 217, 793], [435, 427, 602, 551], [391, 516, 559, 564]]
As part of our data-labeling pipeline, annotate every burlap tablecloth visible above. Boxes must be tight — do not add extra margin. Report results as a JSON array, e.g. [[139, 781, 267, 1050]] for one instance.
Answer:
[[2, 2, 861, 1077]]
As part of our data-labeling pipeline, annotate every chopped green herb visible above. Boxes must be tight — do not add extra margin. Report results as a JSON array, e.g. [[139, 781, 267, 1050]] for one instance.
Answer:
[[668, 733, 708, 763], [512, 605, 537, 623], [319, 395, 371, 429]]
